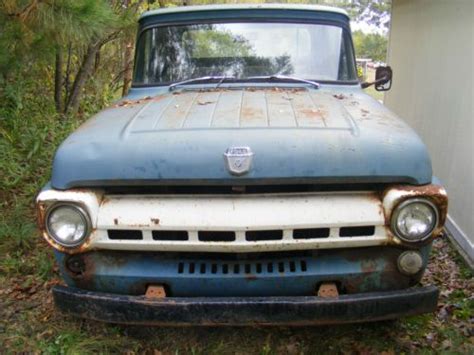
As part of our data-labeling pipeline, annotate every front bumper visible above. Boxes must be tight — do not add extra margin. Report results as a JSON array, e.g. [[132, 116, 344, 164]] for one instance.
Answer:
[[53, 285, 439, 326]]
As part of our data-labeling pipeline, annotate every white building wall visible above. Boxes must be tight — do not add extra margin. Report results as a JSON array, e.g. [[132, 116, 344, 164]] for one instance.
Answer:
[[385, 0, 473, 263]]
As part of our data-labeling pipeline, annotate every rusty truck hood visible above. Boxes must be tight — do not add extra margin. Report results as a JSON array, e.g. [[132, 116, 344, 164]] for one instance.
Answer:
[[51, 87, 432, 189]]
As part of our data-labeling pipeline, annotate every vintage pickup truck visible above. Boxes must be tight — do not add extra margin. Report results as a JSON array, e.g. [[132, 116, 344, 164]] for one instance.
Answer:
[[37, 4, 448, 325]]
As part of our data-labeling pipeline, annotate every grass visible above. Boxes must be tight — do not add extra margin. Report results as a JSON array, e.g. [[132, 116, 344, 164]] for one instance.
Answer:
[[0, 77, 473, 354]]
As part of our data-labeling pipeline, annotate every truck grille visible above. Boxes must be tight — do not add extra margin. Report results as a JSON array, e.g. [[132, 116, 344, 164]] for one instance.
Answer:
[[88, 192, 389, 253], [106, 226, 375, 241], [177, 259, 308, 275]]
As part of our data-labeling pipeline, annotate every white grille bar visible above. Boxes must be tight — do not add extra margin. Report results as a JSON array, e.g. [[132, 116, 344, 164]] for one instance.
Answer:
[[37, 189, 397, 253], [91, 192, 390, 252]]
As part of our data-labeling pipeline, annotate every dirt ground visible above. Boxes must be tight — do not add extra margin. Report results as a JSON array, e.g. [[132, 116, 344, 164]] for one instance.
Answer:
[[0, 233, 472, 354]]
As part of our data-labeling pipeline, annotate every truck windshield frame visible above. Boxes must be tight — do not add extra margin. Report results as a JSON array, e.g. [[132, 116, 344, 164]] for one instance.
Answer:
[[132, 20, 358, 87]]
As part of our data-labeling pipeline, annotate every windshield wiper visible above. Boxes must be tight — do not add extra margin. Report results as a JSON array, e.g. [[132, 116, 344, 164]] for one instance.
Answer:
[[246, 75, 320, 89], [169, 76, 235, 91], [168, 74, 319, 91]]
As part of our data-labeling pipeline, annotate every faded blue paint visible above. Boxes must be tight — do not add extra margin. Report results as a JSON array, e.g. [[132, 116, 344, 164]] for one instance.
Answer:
[[51, 85, 433, 189], [138, 5, 351, 33], [140, 4, 349, 20], [54, 246, 431, 297], [49, 6, 433, 189]]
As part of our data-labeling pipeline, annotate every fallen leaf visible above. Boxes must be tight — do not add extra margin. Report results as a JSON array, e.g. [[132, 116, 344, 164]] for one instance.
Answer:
[[442, 339, 452, 349]]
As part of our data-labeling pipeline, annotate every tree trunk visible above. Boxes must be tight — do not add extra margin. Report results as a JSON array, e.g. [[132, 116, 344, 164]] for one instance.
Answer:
[[65, 44, 99, 115], [64, 43, 72, 108], [122, 40, 133, 97], [94, 49, 101, 73], [121, 0, 133, 97], [54, 46, 63, 113]]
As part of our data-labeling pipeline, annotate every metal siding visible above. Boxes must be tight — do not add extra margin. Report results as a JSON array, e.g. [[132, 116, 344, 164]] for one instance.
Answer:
[[386, 0, 474, 250]]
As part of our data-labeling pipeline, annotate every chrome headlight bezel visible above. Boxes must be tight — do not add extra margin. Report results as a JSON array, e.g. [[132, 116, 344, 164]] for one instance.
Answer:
[[45, 203, 92, 247], [391, 198, 439, 243]]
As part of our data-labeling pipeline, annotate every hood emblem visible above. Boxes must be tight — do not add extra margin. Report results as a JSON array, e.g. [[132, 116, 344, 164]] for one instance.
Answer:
[[224, 147, 254, 176]]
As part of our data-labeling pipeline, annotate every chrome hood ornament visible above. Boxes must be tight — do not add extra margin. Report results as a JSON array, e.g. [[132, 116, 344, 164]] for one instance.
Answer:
[[224, 147, 254, 176]]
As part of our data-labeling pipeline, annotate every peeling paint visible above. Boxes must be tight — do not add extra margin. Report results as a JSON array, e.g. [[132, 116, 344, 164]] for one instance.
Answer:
[[382, 184, 448, 241], [113, 94, 166, 108]]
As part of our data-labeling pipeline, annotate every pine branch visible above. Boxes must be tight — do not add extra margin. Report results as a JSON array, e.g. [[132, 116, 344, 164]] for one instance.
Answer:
[[6, 0, 41, 20]]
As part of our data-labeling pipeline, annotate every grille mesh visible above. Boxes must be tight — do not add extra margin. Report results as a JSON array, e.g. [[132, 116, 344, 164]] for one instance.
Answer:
[[177, 259, 308, 275]]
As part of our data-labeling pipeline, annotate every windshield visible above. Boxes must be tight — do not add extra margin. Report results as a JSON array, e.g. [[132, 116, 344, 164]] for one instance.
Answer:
[[133, 22, 357, 86]]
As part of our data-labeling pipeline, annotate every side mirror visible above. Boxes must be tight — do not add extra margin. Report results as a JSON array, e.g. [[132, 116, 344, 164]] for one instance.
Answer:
[[375, 66, 392, 91], [361, 66, 393, 91]]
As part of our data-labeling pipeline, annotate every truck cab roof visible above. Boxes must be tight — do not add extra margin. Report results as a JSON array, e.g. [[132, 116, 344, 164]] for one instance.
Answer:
[[140, 4, 349, 20]]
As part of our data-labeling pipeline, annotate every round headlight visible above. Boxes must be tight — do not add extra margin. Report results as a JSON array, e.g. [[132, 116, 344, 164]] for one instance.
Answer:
[[391, 198, 438, 242], [46, 204, 91, 247]]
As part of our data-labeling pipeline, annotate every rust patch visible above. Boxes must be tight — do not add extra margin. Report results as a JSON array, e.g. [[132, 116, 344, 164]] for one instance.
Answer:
[[145, 285, 167, 299], [333, 93, 346, 100], [360, 259, 377, 273], [150, 218, 160, 225], [64, 253, 97, 289], [112, 94, 166, 108], [382, 226, 398, 245], [382, 184, 448, 240], [241, 107, 264, 120], [298, 108, 327, 123], [245, 87, 306, 93], [383, 184, 448, 223], [41, 229, 96, 255], [36, 203, 95, 254], [317, 282, 339, 298], [36, 188, 104, 254], [114, 218, 118, 226], [101, 196, 111, 205], [127, 223, 150, 228], [36, 203, 47, 230]]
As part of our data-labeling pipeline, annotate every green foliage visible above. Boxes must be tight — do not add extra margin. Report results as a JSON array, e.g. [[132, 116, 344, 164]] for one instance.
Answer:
[[353, 30, 388, 61], [189, 29, 252, 58], [342, 0, 391, 29], [38, 330, 138, 354], [0, 69, 113, 280], [0, 0, 119, 74], [0, 1, 138, 115]]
